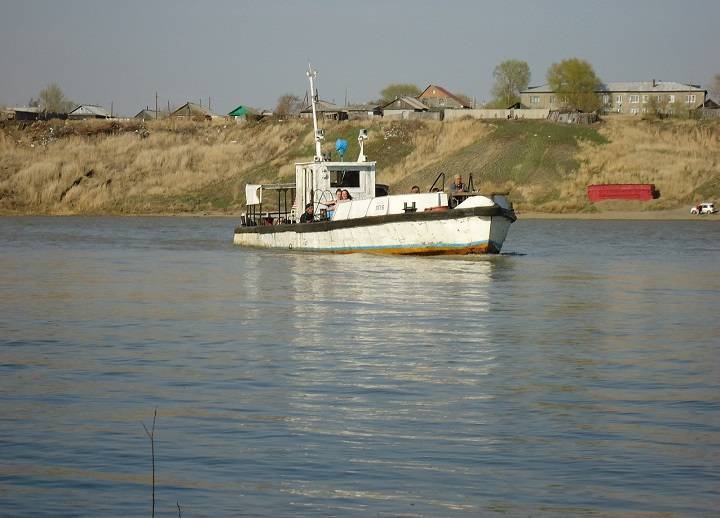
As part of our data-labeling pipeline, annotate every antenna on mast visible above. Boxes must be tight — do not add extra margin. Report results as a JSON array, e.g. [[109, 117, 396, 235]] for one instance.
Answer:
[[306, 63, 324, 162]]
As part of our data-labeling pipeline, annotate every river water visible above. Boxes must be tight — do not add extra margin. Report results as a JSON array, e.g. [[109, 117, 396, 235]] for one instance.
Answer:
[[1, 216, 718, 516]]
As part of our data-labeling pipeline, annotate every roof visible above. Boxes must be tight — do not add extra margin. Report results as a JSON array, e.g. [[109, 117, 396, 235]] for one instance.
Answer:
[[418, 84, 471, 108], [68, 104, 110, 117], [344, 103, 377, 111], [228, 105, 255, 116], [381, 96, 428, 110], [522, 81, 706, 94], [9, 106, 41, 113], [134, 108, 161, 119], [171, 102, 217, 117], [300, 100, 342, 113]]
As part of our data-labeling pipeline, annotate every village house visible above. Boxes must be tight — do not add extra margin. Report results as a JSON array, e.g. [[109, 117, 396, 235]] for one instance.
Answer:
[[521, 81, 706, 115], [344, 104, 377, 120], [170, 102, 219, 120], [300, 100, 347, 120], [5, 106, 41, 121], [417, 84, 472, 109], [381, 96, 433, 119], [134, 108, 162, 120], [68, 104, 111, 120], [228, 105, 257, 121]]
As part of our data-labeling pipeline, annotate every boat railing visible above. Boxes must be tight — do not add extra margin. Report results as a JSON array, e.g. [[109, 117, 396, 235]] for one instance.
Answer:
[[429, 172, 446, 193], [313, 189, 336, 220], [243, 182, 296, 226]]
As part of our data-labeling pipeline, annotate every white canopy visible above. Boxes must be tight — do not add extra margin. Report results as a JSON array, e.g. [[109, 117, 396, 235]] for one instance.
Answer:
[[245, 184, 262, 205]]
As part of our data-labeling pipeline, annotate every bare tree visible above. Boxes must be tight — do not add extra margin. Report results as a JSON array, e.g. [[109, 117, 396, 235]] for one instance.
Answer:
[[38, 83, 74, 113], [644, 95, 670, 119], [275, 94, 302, 116], [709, 73, 720, 101]]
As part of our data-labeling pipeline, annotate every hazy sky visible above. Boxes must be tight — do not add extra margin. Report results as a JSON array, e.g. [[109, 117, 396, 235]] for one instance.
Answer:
[[1, 0, 718, 115]]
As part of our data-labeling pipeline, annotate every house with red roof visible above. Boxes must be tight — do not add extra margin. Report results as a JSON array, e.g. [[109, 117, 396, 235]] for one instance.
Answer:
[[417, 85, 472, 109]]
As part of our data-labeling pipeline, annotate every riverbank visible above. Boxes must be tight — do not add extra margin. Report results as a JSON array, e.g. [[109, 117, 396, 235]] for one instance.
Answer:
[[1, 117, 718, 215]]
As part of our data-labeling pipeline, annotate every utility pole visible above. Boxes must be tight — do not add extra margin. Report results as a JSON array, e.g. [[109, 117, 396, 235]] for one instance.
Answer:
[[155, 91, 158, 119], [110, 101, 113, 117], [208, 97, 211, 111]]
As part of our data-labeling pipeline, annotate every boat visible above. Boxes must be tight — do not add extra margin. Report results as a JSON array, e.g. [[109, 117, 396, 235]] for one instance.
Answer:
[[233, 66, 516, 255]]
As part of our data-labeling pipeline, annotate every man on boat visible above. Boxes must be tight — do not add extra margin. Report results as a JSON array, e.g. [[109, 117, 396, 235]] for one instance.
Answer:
[[451, 174, 467, 193], [300, 203, 315, 223]]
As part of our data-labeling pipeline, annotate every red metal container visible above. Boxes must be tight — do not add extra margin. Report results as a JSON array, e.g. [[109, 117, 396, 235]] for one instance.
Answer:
[[587, 184, 657, 202]]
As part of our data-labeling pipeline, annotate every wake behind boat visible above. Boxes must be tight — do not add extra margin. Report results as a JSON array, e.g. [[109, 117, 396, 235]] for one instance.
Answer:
[[233, 66, 516, 255]]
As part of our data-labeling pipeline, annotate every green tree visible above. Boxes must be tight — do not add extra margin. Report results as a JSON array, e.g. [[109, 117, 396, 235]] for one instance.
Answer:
[[38, 83, 74, 113], [546, 58, 602, 112], [379, 83, 420, 103], [490, 59, 530, 108]]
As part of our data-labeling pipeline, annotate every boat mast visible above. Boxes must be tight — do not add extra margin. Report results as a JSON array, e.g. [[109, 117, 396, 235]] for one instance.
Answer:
[[306, 64, 323, 162]]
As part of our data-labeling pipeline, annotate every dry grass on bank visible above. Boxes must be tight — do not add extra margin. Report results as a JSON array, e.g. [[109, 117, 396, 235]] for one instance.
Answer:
[[548, 117, 720, 212], [380, 119, 491, 188], [1, 116, 719, 215], [0, 118, 311, 214]]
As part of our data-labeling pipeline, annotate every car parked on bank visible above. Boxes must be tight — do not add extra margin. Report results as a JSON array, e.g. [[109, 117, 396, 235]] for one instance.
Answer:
[[690, 202, 717, 215]]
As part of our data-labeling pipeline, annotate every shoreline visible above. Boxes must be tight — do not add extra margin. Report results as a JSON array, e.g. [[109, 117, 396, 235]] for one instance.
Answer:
[[518, 208, 716, 221], [1, 208, 717, 220]]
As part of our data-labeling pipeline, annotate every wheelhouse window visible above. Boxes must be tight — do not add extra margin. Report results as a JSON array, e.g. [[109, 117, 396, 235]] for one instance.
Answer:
[[330, 170, 360, 188]]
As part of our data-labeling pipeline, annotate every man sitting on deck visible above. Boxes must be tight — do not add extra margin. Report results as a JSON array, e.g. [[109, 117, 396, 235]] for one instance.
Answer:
[[451, 174, 467, 193], [299, 203, 315, 223]]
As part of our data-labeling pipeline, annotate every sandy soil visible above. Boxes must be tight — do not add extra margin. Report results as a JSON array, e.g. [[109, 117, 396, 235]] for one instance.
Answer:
[[518, 208, 718, 220]]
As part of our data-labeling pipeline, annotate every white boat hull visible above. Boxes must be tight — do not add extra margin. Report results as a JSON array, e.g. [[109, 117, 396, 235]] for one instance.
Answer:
[[234, 206, 515, 255]]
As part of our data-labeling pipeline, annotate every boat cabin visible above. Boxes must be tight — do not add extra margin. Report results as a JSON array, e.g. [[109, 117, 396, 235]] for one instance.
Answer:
[[295, 160, 377, 215]]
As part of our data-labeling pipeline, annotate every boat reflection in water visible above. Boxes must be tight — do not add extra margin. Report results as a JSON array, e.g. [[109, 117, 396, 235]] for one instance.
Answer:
[[275, 252, 507, 509]]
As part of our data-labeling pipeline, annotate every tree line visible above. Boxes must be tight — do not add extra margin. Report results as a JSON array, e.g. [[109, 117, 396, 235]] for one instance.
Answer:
[[16, 65, 720, 117], [273, 58, 607, 114]]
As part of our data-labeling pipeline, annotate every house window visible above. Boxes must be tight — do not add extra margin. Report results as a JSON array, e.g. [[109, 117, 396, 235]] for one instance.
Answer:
[[530, 96, 540, 104], [642, 95, 649, 103], [615, 95, 622, 104], [656, 95, 662, 102], [549, 96, 556, 104], [669, 95, 675, 103], [629, 95, 640, 103], [602, 94, 610, 104], [630, 108, 639, 115], [686, 94, 696, 103]]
